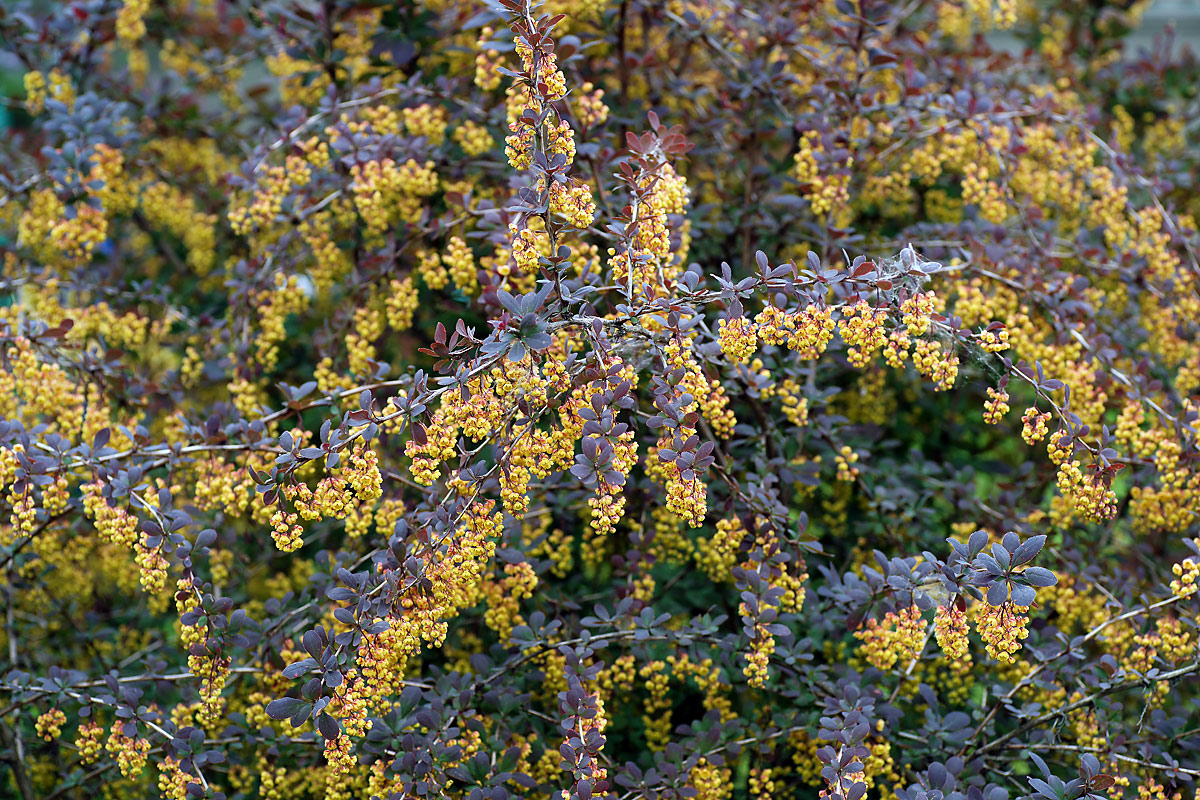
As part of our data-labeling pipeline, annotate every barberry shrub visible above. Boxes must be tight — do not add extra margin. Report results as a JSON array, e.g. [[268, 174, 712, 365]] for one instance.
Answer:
[[0, 0, 1198, 799]]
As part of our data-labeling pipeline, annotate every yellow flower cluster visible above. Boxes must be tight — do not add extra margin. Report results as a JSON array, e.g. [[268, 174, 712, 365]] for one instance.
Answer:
[[228, 155, 312, 235], [35, 708, 66, 741], [934, 603, 970, 662], [912, 338, 960, 390], [742, 615, 774, 687], [794, 131, 851, 218], [576, 82, 609, 129], [835, 445, 860, 483], [23, 68, 75, 115], [548, 179, 597, 229], [1056, 459, 1118, 522], [658, 453, 702, 520], [838, 302, 888, 368], [975, 601, 1030, 664], [157, 756, 191, 800], [900, 292, 936, 336], [116, 0, 150, 43], [288, 444, 383, 523], [350, 158, 439, 235], [105, 721, 151, 779], [854, 604, 925, 671], [75, 721, 103, 763], [978, 326, 1010, 352], [1169, 545, 1200, 598], [445, 235, 478, 293], [483, 560, 538, 638], [416, 247, 449, 291], [961, 163, 1008, 223], [474, 27, 502, 90], [609, 161, 691, 303], [983, 386, 1010, 424], [691, 756, 733, 800], [505, 123, 536, 171], [587, 436, 637, 537], [717, 315, 758, 363], [1022, 407, 1051, 444], [515, 37, 567, 101], [402, 104, 448, 145], [453, 120, 494, 157]]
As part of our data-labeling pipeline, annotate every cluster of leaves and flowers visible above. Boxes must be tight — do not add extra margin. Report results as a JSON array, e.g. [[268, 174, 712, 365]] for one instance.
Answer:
[[0, 0, 1199, 798]]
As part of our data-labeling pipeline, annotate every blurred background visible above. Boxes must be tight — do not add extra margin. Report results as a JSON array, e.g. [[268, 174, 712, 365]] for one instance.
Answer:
[[0, 0, 1197, 131], [989, 0, 1200, 52]]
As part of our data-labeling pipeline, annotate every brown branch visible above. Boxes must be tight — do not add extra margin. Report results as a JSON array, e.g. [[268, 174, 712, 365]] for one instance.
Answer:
[[0, 718, 34, 800], [972, 658, 1200, 758]]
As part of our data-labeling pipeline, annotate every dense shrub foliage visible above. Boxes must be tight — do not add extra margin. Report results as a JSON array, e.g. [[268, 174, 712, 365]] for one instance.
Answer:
[[1, 0, 1199, 798]]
